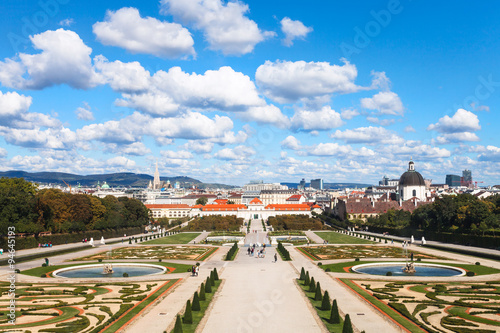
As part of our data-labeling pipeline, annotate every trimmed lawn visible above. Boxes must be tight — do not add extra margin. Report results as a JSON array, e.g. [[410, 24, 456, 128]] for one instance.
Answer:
[[21, 261, 192, 277], [142, 232, 201, 245], [314, 231, 375, 244]]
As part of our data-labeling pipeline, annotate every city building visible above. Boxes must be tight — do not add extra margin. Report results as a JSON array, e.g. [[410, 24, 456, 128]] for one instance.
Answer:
[[462, 169, 473, 187], [398, 160, 427, 201], [446, 174, 461, 187], [298, 178, 306, 190], [310, 178, 323, 190]]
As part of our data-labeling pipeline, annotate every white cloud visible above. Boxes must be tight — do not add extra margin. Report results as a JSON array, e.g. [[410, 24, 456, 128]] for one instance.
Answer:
[[161, 150, 193, 159], [0, 147, 7, 158], [75, 102, 94, 121], [478, 145, 500, 162], [59, 18, 74, 27], [184, 140, 214, 154], [281, 135, 302, 150], [435, 132, 480, 144], [93, 7, 195, 58], [255, 60, 359, 103], [107, 156, 136, 168], [360, 91, 404, 115], [389, 144, 451, 160], [340, 108, 359, 120], [370, 71, 390, 91], [331, 126, 403, 145], [404, 125, 416, 133], [0, 29, 97, 90], [242, 105, 290, 128], [291, 106, 344, 131], [214, 145, 255, 160], [427, 109, 481, 133], [366, 116, 395, 126], [308, 143, 375, 157], [0, 127, 78, 149], [280, 17, 312, 46], [104, 142, 151, 156], [160, 0, 273, 55], [0, 91, 32, 118], [94, 56, 151, 93]]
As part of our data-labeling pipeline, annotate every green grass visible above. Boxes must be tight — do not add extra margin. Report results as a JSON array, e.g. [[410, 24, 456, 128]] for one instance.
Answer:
[[142, 232, 201, 245], [102, 279, 178, 333], [0, 306, 80, 329], [297, 279, 344, 332], [20, 261, 192, 277], [175, 279, 222, 333], [339, 279, 427, 333], [447, 306, 500, 327], [320, 260, 500, 276], [314, 231, 376, 244]]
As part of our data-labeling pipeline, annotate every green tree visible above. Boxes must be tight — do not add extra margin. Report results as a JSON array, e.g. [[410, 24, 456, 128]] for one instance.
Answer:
[[205, 277, 212, 293], [0, 177, 39, 234], [342, 314, 353, 333], [314, 282, 322, 301], [321, 290, 331, 311], [309, 277, 316, 292], [173, 314, 183, 333], [199, 283, 206, 301], [196, 196, 208, 206], [329, 299, 340, 324], [192, 292, 201, 311], [183, 300, 193, 324]]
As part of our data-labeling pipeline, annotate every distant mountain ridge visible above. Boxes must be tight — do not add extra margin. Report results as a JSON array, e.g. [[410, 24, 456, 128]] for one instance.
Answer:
[[0, 170, 227, 188]]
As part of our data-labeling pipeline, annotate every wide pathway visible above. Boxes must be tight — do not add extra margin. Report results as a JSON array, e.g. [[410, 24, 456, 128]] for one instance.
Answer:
[[244, 218, 268, 245], [201, 245, 325, 333]]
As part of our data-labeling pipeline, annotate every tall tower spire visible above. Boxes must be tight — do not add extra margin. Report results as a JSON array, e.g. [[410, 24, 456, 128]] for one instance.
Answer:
[[153, 160, 160, 189]]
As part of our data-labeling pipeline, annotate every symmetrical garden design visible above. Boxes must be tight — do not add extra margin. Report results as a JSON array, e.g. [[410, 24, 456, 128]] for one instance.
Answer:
[[298, 245, 444, 261], [0, 280, 178, 332], [343, 279, 500, 333], [74, 246, 217, 261]]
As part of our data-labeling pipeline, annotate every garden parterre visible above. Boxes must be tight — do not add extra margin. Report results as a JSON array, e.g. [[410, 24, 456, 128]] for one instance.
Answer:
[[74, 246, 217, 261]]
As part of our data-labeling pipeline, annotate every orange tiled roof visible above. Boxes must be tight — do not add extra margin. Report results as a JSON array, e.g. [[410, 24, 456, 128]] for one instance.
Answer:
[[265, 204, 310, 211], [312, 204, 321, 208], [286, 194, 302, 201], [201, 204, 247, 211], [146, 204, 191, 209], [214, 199, 229, 204], [249, 198, 263, 204]]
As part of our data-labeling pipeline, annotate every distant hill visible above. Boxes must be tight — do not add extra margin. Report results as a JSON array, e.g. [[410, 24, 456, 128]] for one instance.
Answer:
[[281, 182, 373, 190], [0, 170, 234, 188]]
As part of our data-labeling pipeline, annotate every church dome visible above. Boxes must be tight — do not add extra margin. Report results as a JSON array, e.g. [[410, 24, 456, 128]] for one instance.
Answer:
[[399, 161, 425, 186]]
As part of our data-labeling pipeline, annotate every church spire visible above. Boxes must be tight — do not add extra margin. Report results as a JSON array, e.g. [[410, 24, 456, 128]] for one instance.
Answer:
[[153, 160, 161, 189]]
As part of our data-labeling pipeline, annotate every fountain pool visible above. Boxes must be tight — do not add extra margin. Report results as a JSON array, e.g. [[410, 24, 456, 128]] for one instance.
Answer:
[[52, 263, 166, 278], [351, 262, 465, 277]]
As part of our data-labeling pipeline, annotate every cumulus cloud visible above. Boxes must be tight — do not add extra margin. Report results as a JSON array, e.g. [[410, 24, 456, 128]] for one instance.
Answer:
[[183, 140, 214, 154], [162, 150, 193, 159], [331, 126, 403, 145], [0, 127, 78, 149], [0, 147, 7, 158], [93, 7, 195, 58], [390, 144, 451, 160], [75, 102, 94, 121], [160, 0, 273, 55], [360, 91, 404, 115], [477, 145, 500, 162], [404, 125, 416, 133], [309, 142, 375, 157], [59, 18, 74, 27], [281, 135, 302, 150], [366, 116, 395, 126], [280, 17, 312, 46], [291, 106, 344, 131], [0, 29, 97, 90], [255, 60, 359, 103], [94, 56, 151, 93], [341, 108, 359, 120], [427, 109, 481, 133], [242, 105, 290, 128], [104, 142, 151, 156], [370, 71, 391, 91], [214, 145, 255, 160], [107, 156, 136, 168], [435, 132, 480, 144]]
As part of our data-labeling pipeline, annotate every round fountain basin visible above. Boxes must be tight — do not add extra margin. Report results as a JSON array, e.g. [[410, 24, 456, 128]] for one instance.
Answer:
[[351, 262, 465, 277], [53, 263, 166, 278]]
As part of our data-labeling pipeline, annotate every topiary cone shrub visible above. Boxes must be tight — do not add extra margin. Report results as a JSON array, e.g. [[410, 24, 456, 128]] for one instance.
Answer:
[[199, 283, 206, 301], [466, 271, 475, 277], [183, 300, 193, 324], [329, 299, 340, 324], [205, 277, 212, 293], [173, 314, 183, 333], [192, 292, 201, 311], [300, 267, 305, 280], [314, 282, 322, 301], [213, 268, 219, 280], [304, 271, 310, 286], [321, 290, 331, 311], [210, 272, 215, 286], [342, 314, 353, 333], [309, 277, 316, 292]]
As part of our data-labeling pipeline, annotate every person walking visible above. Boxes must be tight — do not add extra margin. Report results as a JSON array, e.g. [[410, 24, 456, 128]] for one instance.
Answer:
[[274, 253, 277, 263]]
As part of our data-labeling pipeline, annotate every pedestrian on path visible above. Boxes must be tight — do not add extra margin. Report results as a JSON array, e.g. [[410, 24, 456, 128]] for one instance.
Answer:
[[247, 247, 251, 255], [274, 253, 277, 263]]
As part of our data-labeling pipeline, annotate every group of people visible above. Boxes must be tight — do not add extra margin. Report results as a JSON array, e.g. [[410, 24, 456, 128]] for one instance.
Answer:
[[191, 264, 199, 276], [322, 240, 329, 245], [39, 242, 52, 247], [247, 243, 267, 258]]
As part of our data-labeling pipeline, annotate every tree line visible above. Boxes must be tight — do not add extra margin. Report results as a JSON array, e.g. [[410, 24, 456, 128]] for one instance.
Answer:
[[0, 177, 149, 235], [366, 194, 500, 235]]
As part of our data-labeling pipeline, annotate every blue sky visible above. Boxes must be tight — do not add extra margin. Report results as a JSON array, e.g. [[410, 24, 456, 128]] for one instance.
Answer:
[[0, 0, 499, 186]]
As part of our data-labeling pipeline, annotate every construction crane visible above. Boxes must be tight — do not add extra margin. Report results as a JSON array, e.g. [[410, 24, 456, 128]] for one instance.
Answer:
[[475, 181, 484, 188], [62, 180, 72, 193]]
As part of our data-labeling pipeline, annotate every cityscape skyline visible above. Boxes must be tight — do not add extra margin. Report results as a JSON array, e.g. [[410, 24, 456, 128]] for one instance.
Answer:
[[1, 1, 500, 186]]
